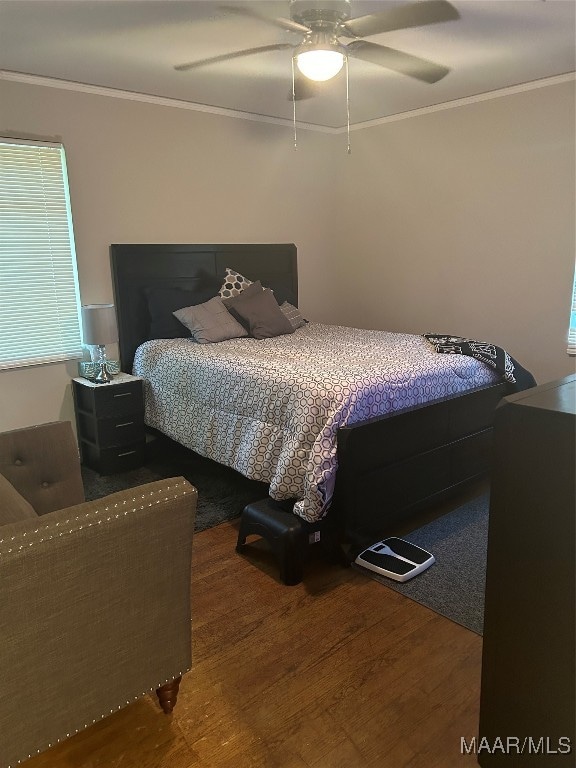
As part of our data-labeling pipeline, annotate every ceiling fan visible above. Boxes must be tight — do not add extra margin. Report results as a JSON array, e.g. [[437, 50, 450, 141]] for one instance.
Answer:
[[174, 0, 460, 99]]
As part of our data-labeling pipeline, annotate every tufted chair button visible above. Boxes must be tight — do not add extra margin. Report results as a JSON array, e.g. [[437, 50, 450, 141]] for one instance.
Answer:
[[14, 458, 23, 466], [41, 481, 50, 488]]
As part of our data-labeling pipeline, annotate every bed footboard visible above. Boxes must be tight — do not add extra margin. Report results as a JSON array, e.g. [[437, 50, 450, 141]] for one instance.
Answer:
[[332, 382, 509, 549]]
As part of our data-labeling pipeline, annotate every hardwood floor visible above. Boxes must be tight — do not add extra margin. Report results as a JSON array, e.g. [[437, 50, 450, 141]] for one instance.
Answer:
[[24, 489, 486, 768]]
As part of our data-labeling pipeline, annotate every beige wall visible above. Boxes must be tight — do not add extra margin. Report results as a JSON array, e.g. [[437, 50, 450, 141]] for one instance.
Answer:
[[0, 77, 574, 431], [331, 81, 576, 385], [0, 80, 339, 430]]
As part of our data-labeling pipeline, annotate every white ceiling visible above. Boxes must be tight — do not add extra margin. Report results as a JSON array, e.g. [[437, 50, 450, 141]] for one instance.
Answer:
[[0, 0, 574, 130]]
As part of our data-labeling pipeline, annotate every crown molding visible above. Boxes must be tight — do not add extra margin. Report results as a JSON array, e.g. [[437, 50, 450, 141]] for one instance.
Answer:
[[0, 70, 335, 133], [345, 72, 576, 133], [2, 69, 574, 134]]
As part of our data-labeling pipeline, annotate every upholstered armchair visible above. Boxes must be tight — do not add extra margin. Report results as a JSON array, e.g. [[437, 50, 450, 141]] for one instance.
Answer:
[[0, 421, 197, 768]]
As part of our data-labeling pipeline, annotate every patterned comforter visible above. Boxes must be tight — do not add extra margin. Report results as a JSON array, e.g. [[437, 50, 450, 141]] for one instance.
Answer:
[[133, 323, 499, 522]]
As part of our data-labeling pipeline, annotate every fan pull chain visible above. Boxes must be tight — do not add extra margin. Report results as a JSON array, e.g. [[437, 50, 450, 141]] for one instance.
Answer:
[[291, 56, 350, 154], [345, 56, 351, 154], [291, 57, 298, 151]]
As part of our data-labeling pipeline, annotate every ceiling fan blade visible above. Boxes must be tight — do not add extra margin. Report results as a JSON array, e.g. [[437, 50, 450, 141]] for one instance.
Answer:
[[346, 40, 450, 83], [219, 4, 310, 34], [342, 0, 459, 39], [175, 43, 293, 72]]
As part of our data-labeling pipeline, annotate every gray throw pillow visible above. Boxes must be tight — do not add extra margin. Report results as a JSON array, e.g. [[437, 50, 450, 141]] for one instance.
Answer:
[[173, 296, 249, 343], [223, 282, 294, 340], [0, 473, 38, 525], [144, 283, 220, 339]]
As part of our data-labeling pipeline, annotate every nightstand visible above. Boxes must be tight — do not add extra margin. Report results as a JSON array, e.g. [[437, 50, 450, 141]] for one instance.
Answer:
[[72, 373, 146, 474]]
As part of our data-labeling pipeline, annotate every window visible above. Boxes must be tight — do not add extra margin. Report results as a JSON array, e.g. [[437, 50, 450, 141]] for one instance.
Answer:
[[569, 266, 576, 356], [0, 138, 82, 369]]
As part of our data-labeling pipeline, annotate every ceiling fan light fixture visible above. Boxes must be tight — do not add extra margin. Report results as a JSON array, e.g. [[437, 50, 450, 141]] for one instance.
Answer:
[[296, 48, 344, 81], [295, 32, 345, 82]]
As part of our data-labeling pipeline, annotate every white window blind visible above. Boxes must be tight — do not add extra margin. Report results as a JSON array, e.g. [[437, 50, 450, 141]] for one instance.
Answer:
[[0, 139, 82, 369], [568, 266, 576, 356]]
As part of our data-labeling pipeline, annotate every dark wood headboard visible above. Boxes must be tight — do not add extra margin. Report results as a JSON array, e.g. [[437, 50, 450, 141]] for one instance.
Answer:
[[110, 243, 298, 372]]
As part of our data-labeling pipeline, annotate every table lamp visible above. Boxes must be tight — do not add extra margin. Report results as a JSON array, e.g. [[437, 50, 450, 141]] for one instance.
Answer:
[[81, 304, 118, 383]]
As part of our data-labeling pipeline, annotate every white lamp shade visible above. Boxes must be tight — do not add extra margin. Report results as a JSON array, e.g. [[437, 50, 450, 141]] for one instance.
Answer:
[[81, 304, 118, 346], [296, 49, 344, 81]]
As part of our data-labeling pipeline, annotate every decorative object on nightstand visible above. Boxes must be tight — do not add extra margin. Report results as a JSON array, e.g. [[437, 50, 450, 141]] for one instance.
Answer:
[[72, 373, 146, 474], [80, 303, 119, 383]]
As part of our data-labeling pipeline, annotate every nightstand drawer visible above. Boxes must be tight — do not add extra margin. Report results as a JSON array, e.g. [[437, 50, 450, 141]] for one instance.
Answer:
[[77, 412, 145, 448], [75, 380, 144, 418], [73, 375, 146, 474], [81, 441, 146, 475]]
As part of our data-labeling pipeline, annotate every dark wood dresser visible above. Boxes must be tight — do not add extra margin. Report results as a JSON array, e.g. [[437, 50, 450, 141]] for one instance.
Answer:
[[478, 374, 575, 766]]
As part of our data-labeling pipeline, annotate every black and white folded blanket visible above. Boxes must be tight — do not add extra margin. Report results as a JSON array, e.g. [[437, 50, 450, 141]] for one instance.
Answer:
[[423, 334, 536, 392]]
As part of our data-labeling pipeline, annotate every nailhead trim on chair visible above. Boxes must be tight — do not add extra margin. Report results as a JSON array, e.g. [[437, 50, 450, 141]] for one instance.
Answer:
[[0, 481, 193, 550], [2, 479, 195, 767]]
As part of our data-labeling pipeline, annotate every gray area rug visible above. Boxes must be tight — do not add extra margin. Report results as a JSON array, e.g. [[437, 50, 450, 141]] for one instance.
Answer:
[[355, 494, 490, 635], [82, 436, 268, 532]]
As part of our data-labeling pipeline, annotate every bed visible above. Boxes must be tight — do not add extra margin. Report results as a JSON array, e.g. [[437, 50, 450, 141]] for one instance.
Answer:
[[110, 243, 511, 550]]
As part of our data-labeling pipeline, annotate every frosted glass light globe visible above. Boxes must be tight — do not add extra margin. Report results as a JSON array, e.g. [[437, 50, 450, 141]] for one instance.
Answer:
[[296, 49, 344, 81]]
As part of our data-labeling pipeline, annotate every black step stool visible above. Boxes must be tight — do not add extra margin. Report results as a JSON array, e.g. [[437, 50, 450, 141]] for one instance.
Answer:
[[237, 499, 318, 585]]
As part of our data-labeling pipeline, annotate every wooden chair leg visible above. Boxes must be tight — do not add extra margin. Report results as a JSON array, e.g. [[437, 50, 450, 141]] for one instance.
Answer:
[[156, 676, 182, 714]]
